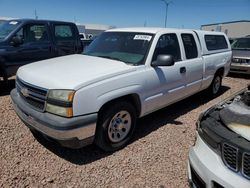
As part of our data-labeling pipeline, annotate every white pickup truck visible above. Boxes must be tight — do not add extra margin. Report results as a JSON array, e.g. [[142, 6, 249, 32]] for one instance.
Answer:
[[11, 28, 232, 151]]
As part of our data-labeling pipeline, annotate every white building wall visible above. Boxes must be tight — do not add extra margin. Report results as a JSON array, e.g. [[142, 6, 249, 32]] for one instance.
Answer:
[[201, 21, 250, 38]]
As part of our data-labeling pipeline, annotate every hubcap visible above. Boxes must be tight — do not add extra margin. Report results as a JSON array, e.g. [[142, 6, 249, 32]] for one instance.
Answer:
[[108, 110, 132, 143], [213, 76, 221, 94]]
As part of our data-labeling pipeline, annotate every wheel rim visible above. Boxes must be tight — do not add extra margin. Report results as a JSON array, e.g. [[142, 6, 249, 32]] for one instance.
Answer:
[[108, 110, 132, 143], [213, 76, 221, 94]]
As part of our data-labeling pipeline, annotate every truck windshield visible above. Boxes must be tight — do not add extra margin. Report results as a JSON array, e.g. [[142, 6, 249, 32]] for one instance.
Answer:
[[231, 38, 250, 50], [0, 21, 20, 40], [84, 32, 154, 65]]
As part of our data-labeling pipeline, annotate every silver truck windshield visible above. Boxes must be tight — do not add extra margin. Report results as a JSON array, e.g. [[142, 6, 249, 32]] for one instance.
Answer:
[[0, 21, 20, 40], [84, 32, 154, 65], [232, 38, 250, 50]]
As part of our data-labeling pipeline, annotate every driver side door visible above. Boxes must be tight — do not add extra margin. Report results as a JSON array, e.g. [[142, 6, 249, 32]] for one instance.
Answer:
[[5, 23, 54, 68], [144, 33, 187, 114]]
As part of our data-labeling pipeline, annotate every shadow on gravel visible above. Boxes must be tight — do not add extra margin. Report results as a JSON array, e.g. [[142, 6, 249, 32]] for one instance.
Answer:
[[33, 85, 230, 165], [0, 79, 15, 96], [32, 130, 111, 165], [227, 73, 250, 79], [133, 85, 230, 142]]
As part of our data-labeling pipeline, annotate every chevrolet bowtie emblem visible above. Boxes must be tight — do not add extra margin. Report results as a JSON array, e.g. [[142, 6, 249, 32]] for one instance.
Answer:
[[21, 88, 29, 97]]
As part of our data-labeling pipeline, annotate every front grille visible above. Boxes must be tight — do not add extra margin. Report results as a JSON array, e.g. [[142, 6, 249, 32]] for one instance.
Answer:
[[232, 58, 250, 64], [222, 143, 238, 172], [221, 143, 250, 180], [243, 152, 250, 179], [16, 77, 48, 111]]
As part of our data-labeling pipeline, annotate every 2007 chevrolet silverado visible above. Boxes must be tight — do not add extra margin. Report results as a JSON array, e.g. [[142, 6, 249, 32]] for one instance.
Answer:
[[11, 28, 232, 151]]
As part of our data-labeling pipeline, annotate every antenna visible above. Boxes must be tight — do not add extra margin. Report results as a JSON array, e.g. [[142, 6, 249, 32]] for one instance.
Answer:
[[160, 0, 173, 27], [34, 9, 38, 20]]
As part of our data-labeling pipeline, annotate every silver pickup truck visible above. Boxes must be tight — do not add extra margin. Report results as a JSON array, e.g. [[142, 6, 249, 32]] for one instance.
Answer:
[[11, 28, 232, 151]]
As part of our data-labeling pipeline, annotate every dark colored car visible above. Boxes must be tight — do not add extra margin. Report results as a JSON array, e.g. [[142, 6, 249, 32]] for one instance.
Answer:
[[0, 19, 83, 81], [230, 37, 250, 74]]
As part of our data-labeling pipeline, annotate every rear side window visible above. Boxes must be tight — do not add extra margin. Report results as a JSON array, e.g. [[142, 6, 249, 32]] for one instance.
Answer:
[[181, 34, 198, 59], [205, 35, 228, 51], [54, 24, 74, 41]]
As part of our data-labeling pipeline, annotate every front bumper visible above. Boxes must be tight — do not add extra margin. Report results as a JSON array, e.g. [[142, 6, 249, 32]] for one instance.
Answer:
[[230, 63, 250, 74], [188, 134, 250, 188], [11, 89, 97, 148]]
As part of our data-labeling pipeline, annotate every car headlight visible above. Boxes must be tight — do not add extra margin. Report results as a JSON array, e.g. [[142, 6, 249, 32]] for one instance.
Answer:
[[46, 90, 75, 117]]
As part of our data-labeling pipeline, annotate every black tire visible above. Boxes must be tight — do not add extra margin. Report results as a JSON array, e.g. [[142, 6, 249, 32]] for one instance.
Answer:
[[207, 74, 222, 97], [95, 101, 136, 152]]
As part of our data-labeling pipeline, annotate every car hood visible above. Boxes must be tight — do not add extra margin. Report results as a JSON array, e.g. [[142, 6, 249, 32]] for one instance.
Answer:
[[220, 99, 250, 142], [232, 49, 250, 59], [17, 54, 137, 90]]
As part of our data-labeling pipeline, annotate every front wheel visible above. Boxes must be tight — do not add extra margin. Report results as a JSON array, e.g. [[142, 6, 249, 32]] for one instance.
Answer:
[[208, 74, 222, 97], [95, 101, 136, 152]]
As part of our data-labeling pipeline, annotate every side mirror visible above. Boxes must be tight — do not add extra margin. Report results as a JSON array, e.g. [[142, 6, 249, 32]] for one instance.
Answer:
[[11, 36, 23, 46], [152, 55, 175, 67]]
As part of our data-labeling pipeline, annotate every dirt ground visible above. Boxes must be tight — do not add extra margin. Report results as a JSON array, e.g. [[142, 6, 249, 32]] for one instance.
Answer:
[[0, 74, 249, 187]]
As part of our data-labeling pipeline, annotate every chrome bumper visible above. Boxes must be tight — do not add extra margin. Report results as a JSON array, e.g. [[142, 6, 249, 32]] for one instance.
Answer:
[[230, 63, 250, 74], [11, 89, 97, 148]]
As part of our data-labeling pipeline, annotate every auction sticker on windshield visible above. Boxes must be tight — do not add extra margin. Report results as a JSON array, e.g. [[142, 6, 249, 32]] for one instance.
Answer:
[[134, 35, 152, 41]]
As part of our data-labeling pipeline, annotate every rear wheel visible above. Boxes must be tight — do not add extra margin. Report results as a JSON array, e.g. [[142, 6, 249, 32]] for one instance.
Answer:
[[208, 74, 222, 97], [95, 101, 136, 152]]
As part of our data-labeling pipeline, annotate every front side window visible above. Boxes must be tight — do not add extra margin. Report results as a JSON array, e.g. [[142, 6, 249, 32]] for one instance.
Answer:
[[0, 20, 21, 40], [181, 34, 198, 59], [205, 35, 228, 51], [15, 24, 48, 44], [84, 32, 154, 65], [153, 34, 181, 62]]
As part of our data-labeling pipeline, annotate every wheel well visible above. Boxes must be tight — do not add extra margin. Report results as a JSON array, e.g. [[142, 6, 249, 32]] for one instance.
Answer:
[[98, 94, 141, 118], [215, 67, 224, 77]]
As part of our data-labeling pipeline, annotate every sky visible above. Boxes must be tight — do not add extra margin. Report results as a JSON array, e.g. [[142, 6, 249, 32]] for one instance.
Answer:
[[0, 0, 249, 29]]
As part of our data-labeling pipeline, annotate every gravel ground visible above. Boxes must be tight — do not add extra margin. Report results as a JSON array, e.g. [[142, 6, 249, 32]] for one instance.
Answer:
[[0, 75, 249, 188]]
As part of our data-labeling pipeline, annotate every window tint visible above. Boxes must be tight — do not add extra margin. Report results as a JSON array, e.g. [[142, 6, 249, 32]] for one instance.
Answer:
[[205, 35, 228, 51], [231, 38, 250, 49], [0, 21, 20, 40], [15, 24, 48, 43], [181, 34, 198, 59], [54, 25, 73, 40], [153, 34, 181, 61]]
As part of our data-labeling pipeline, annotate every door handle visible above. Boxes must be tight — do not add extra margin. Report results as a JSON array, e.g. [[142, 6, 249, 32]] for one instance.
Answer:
[[180, 67, 186, 74]]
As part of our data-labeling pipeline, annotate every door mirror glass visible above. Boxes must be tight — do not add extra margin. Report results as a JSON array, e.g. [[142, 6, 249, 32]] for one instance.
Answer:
[[11, 36, 23, 46], [152, 55, 175, 67]]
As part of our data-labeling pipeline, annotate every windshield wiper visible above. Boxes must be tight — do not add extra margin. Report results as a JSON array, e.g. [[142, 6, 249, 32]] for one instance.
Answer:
[[84, 54, 134, 65], [96, 55, 127, 63], [97, 55, 120, 61]]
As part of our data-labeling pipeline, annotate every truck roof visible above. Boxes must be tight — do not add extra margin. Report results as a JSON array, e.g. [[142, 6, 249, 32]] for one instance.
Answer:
[[107, 27, 225, 35], [6, 18, 75, 25]]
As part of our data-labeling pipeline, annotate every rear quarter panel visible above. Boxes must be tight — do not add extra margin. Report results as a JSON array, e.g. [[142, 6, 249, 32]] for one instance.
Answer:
[[196, 31, 232, 89]]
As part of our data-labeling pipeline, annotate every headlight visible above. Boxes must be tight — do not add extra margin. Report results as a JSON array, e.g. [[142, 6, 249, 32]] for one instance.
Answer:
[[48, 90, 75, 102], [46, 90, 75, 117], [46, 103, 73, 117]]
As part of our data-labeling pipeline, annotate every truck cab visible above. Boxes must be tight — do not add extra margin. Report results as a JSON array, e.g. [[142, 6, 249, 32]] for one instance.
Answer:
[[0, 19, 83, 81]]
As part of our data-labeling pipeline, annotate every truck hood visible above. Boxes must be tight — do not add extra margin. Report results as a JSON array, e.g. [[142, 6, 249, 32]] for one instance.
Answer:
[[232, 49, 250, 59], [17, 54, 137, 90]]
